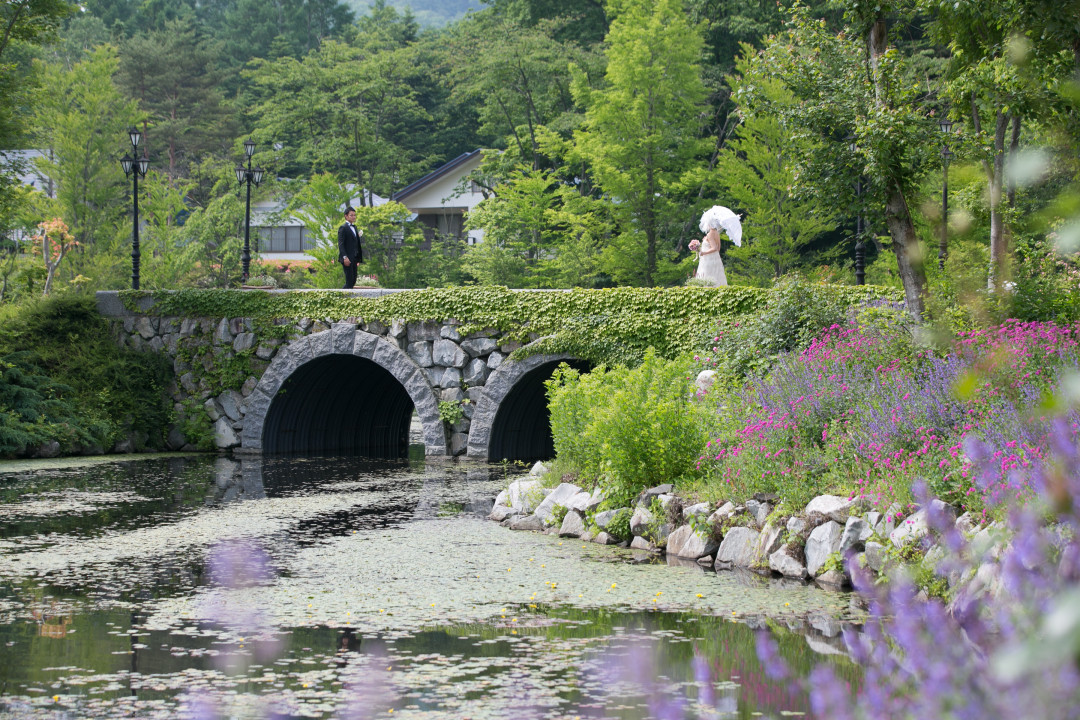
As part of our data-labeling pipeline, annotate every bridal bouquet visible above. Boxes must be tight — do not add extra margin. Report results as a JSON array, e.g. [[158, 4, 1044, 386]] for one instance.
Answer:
[[688, 239, 701, 252]]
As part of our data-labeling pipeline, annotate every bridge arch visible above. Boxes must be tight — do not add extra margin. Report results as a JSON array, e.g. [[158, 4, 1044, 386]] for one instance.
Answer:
[[467, 344, 590, 462], [240, 324, 446, 456]]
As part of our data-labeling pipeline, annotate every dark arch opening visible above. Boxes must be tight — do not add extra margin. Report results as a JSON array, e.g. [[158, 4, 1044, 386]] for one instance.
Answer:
[[488, 359, 591, 463], [262, 355, 413, 456]]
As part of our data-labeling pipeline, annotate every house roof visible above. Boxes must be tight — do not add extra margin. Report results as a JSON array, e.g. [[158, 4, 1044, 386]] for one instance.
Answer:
[[391, 149, 483, 203]]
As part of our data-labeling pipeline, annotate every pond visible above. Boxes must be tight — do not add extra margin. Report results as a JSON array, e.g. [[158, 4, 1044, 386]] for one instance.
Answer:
[[0, 454, 863, 719]]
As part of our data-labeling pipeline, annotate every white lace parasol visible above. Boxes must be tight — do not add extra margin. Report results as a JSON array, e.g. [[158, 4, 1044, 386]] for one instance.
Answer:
[[699, 205, 742, 247]]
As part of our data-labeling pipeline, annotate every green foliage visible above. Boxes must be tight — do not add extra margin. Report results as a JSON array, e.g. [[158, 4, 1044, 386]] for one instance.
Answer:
[[706, 274, 870, 377], [545, 350, 708, 504], [31, 45, 139, 289], [438, 399, 469, 426], [177, 397, 214, 451], [0, 294, 173, 455], [122, 284, 897, 368], [604, 507, 632, 542], [714, 49, 834, 283], [571, 0, 710, 287], [548, 502, 570, 528]]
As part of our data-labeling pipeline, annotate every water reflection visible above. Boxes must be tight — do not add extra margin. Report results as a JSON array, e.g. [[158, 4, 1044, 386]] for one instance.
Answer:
[[0, 455, 862, 718]]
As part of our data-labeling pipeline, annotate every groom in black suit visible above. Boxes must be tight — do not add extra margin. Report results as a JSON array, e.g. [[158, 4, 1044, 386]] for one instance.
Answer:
[[337, 206, 363, 289]]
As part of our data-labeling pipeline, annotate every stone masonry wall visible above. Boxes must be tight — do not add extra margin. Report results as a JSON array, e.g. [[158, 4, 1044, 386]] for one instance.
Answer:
[[110, 314, 526, 456]]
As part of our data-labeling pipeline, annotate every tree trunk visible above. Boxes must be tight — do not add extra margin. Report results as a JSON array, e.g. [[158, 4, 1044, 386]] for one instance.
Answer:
[[867, 15, 928, 320], [884, 186, 926, 318], [1007, 114, 1021, 208], [988, 111, 1009, 290]]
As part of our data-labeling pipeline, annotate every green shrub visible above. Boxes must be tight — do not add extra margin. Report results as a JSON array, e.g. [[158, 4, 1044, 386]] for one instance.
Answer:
[[0, 295, 173, 456], [706, 274, 852, 377], [605, 507, 632, 542], [546, 349, 708, 505]]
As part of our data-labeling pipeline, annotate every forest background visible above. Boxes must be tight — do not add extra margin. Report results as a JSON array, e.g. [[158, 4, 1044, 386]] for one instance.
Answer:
[[1, 0, 1079, 325]]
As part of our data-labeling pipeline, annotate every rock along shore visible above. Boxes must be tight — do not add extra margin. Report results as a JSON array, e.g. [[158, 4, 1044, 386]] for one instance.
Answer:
[[490, 463, 1006, 613]]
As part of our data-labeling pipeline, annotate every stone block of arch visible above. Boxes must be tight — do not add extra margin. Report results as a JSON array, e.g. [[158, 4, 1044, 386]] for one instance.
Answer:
[[466, 343, 586, 461], [241, 327, 447, 456]]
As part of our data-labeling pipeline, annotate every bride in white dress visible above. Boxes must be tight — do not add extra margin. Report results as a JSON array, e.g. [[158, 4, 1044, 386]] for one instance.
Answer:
[[695, 227, 728, 286], [694, 205, 742, 286]]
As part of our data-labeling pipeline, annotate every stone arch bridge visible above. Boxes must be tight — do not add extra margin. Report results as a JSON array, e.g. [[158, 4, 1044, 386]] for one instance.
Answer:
[[96, 291, 590, 461]]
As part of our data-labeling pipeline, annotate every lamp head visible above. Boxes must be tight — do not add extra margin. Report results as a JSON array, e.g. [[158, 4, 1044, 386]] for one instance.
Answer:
[[244, 138, 256, 158], [235, 166, 246, 185], [938, 117, 954, 134], [128, 127, 142, 150], [136, 156, 149, 176], [253, 167, 265, 186], [119, 155, 133, 175]]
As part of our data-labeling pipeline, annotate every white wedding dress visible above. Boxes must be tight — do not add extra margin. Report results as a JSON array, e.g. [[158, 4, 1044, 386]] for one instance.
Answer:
[[695, 240, 728, 286]]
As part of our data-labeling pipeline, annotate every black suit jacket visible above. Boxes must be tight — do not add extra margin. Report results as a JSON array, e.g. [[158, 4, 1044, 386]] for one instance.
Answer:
[[337, 223, 363, 263]]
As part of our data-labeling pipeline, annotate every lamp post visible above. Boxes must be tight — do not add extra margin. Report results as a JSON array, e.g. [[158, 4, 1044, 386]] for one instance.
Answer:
[[938, 117, 954, 270], [850, 139, 865, 286], [119, 127, 150, 290], [234, 138, 264, 283]]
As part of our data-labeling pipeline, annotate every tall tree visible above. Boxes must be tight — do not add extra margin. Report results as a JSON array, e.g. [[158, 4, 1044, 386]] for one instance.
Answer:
[[245, 39, 432, 198], [117, 18, 237, 179], [0, 1, 73, 233], [31, 46, 139, 287], [448, 15, 598, 169], [922, 0, 1072, 289], [571, 0, 710, 286], [715, 51, 834, 281], [755, 4, 936, 318]]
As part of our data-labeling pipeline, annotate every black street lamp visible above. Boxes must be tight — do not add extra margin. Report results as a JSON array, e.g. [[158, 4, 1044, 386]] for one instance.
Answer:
[[119, 127, 150, 290], [850, 139, 866, 286], [235, 138, 264, 283], [938, 117, 954, 270]]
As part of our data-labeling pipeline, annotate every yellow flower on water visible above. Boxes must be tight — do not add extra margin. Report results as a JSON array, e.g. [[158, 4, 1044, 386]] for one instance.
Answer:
[[784, 602, 790, 607], [511, 618, 517, 622], [430, 603, 435, 607], [655, 592, 662, 596], [511, 629, 517, 634], [611, 583, 617, 588], [696, 594, 704, 598]]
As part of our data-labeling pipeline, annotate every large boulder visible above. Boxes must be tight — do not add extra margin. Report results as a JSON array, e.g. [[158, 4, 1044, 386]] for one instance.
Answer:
[[839, 517, 873, 555], [682, 502, 711, 521], [714, 527, 760, 570], [753, 521, 785, 566], [805, 495, 860, 526], [559, 511, 586, 538], [805, 521, 843, 577], [708, 502, 736, 525], [630, 506, 655, 537], [568, 487, 605, 513], [594, 509, 621, 530], [534, 482, 582, 525], [488, 505, 518, 522], [889, 509, 929, 547], [745, 499, 772, 529], [769, 543, 808, 579], [506, 479, 546, 513], [637, 484, 674, 506], [666, 524, 721, 560], [510, 515, 545, 532]]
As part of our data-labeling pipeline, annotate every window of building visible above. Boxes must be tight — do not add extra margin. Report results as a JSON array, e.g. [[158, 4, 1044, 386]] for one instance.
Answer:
[[255, 226, 316, 252]]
